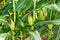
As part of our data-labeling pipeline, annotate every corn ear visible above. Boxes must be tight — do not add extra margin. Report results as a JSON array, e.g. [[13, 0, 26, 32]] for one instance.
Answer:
[[43, 8, 47, 16], [28, 12, 33, 26], [39, 10, 45, 20], [48, 24, 54, 29], [9, 19, 15, 30]]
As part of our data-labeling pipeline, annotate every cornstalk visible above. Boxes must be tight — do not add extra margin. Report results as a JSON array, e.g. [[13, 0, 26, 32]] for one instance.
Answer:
[[20, 31, 23, 40], [48, 10, 53, 40], [34, 0, 36, 10], [56, 26, 60, 40], [32, 0, 36, 30], [3, 0, 5, 6], [16, 0, 23, 39], [12, 0, 16, 40], [6, 36, 8, 40], [50, 10, 52, 20], [55, 12, 58, 19], [31, 26, 34, 30], [13, 0, 16, 23], [12, 30, 14, 40], [33, 0, 36, 22], [54, 0, 56, 3]]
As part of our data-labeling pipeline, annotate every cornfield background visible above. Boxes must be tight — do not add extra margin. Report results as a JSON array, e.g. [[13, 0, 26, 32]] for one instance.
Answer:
[[0, 0, 60, 40]]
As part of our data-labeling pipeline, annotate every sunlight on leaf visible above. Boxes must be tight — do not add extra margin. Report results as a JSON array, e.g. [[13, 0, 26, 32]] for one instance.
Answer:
[[29, 30, 41, 40]]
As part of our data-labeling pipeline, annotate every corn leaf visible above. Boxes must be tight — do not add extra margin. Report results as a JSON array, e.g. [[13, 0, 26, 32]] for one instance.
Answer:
[[0, 16, 8, 24], [29, 30, 41, 40]]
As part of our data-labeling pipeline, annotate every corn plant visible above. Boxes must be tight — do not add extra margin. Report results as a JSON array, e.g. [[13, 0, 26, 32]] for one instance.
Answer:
[[0, 0, 60, 40]]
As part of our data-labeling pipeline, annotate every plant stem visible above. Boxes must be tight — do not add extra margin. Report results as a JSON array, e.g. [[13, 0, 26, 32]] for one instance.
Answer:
[[34, 0, 36, 10], [48, 30, 53, 40], [48, 10, 53, 40], [56, 26, 60, 40], [55, 12, 58, 19], [3, 0, 5, 6], [33, 0, 36, 21], [6, 36, 8, 40], [50, 10, 52, 20], [20, 31, 22, 40], [12, 30, 14, 40], [30, 36, 32, 40], [12, 0, 16, 40], [31, 26, 34, 30], [13, 0, 16, 23], [54, 0, 56, 3], [32, 0, 36, 30]]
